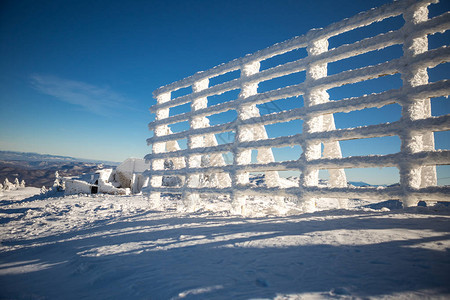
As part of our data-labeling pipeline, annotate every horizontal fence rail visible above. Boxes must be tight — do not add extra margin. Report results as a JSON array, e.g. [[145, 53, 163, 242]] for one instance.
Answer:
[[146, 0, 450, 213]]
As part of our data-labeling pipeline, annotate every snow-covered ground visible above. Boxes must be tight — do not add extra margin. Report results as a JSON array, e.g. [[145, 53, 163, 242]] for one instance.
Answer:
[[1, 187, 449, 299]]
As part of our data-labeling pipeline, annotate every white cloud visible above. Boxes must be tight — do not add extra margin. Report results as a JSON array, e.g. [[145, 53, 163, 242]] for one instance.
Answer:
[[30, 74, 133, 116]]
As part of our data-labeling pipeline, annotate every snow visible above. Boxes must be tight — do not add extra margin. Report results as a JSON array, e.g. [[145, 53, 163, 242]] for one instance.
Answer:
[[1, 188, 450, 299], [65, 179, 92, 194]]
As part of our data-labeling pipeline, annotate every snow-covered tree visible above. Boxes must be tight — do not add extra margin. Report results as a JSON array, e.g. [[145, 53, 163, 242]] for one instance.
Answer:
[[14, 178, 20, 188], [53, 171, 64, 191], [20, 180, 26, 188], [54, 178, 65, 191], [53, 178, 60, 188], [3, 178, 13, 191], [0, 183, 3, 190], [40, 186, 48, 194]]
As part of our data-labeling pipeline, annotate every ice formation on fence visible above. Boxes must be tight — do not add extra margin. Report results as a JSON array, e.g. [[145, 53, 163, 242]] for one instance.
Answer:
[[146, 0, 450, 213]]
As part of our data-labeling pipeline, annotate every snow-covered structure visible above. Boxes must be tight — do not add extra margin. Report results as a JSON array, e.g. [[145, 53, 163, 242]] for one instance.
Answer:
[[64, 179, 93, 195], [146, 0, 450, 213], [115, 158, 150, 194], [64, 158, 150, 195]]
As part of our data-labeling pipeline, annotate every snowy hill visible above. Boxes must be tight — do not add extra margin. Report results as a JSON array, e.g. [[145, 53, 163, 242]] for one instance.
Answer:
[[0, 151, 118, 188], [0, 150, 119, 165], [0, 188, 449, 299], [0, 160, 115, 188]]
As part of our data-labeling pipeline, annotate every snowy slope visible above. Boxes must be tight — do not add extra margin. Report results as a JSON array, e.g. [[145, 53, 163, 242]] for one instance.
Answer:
[[0, 188, 449, 299]]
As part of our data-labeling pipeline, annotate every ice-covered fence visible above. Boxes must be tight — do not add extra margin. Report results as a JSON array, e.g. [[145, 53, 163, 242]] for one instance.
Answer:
[[146, 0, 450, 213]]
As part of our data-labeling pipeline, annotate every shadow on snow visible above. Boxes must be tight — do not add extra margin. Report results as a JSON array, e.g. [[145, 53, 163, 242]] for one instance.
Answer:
[[0, 209, 449, 299]]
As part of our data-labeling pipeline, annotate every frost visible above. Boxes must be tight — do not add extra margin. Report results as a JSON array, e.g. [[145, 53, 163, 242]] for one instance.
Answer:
[[146, 0, 450, 214]]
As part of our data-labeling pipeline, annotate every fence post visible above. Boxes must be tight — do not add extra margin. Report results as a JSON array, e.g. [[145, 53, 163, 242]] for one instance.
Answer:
[[301, 37, 347, 211], [231, 61, 284, 214], [149, 92, 171, 208], [183, 79, 209, 211], [400, 2, 436, 207], [232, 61, 260, 214], [301, 39, 326, 212]]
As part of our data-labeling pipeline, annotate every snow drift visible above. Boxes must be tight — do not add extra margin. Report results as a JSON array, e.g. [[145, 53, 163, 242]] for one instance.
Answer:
[[0, 188, 449, 299]]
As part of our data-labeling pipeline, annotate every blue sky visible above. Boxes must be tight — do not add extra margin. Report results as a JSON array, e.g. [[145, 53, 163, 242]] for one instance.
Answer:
[[0, 0, 448, 185]]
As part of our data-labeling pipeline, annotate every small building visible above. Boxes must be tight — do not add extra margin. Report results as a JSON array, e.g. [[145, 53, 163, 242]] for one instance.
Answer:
[[64, 158, 150, 195], [115, 158, 150, 194]]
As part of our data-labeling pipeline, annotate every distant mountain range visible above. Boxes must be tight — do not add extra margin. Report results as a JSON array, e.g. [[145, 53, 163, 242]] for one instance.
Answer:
[[0, 150, 119, 165], [348, 181, 383, 187], [257, 175, 383, 188], [0, 151, 120, 188]]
